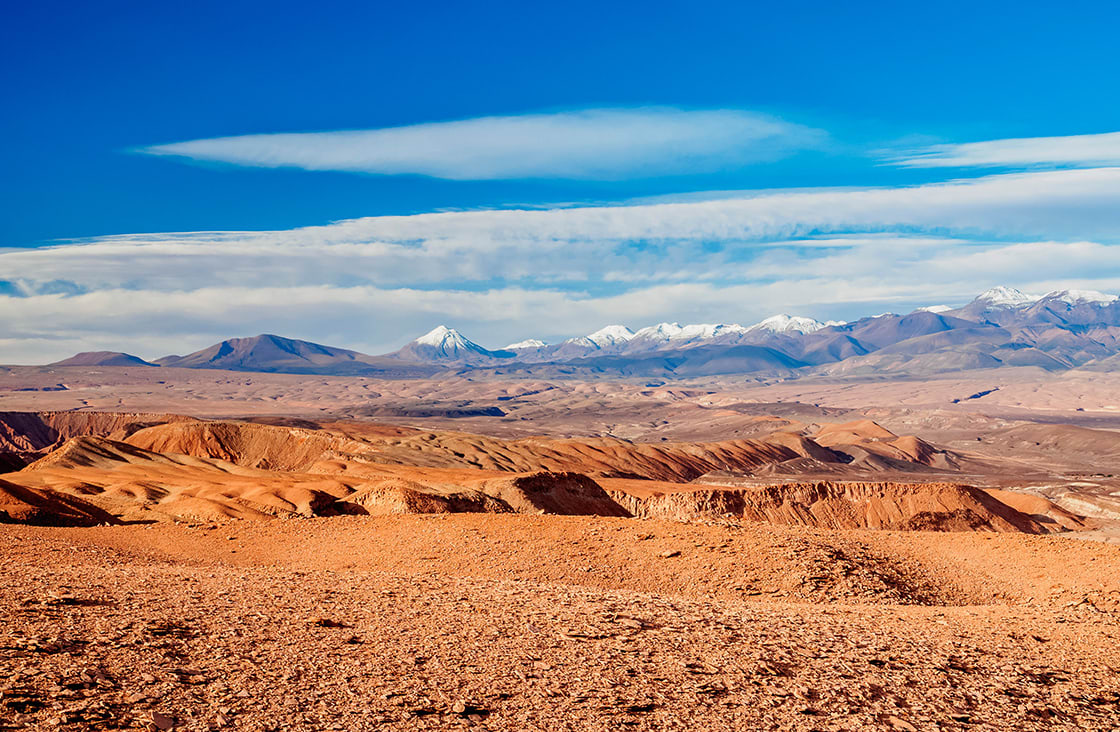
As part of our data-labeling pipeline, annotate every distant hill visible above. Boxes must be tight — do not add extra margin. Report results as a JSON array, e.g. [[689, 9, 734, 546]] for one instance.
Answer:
[[36, 286, 1120, 379], [49, 351, 158, 367], [154, 334, 438, 377]]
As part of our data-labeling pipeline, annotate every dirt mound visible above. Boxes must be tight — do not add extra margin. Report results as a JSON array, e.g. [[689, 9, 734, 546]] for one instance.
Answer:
[[815, 419, 898, 442], [984, 488, 1091, 531], [341, 478, 512, 515], [475, 472, 630, 516], [810, 420, 960, 471], [124, 421, 356, 472], [340, 472, 627, 517], [0, 478, 118, 526], [608, 480, 1049, 533]]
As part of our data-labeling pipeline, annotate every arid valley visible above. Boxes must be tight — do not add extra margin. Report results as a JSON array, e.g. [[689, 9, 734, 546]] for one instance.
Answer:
[[7, 6, 1120, 729], [3, 362, 1120, 730]]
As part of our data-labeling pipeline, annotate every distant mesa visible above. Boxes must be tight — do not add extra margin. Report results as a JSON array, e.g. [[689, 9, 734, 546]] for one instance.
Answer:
[[49, 351, 157, 367]]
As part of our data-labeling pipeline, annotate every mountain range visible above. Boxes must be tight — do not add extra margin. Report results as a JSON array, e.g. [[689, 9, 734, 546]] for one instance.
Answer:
[[42, 287, 1120, 379]]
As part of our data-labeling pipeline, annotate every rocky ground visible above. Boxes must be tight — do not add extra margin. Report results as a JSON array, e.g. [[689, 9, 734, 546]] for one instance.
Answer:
[[3, 516, 1120, 731]]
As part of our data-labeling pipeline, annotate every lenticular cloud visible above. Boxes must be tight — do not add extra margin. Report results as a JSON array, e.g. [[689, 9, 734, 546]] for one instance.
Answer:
[[141, 107, 827, 180]]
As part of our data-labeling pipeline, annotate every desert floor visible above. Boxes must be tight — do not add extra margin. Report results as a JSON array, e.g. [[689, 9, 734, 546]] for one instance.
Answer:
[[4, 366, 1120, 730], [4, 516, 1120, 731]]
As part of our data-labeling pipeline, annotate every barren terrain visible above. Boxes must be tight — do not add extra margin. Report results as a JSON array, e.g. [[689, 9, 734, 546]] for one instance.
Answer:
[[3, 366, 1120, 729]]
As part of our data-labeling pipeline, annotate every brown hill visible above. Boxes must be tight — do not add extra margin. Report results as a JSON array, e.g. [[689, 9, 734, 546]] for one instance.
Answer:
[[48, 351, 157, 367], [122, 419, 851, 481], [0, 478, 118, 526], [0, 415, 1089, 534], [0, 411, 195, 467], [606, 480, 1050, 533], [10, 434, 629, 522], [340, 472, 628, 517], [811, 419, 961, 471]]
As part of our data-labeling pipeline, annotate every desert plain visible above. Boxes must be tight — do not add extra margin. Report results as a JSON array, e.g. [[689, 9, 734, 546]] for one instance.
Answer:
[[2, 364, 1120, 731]]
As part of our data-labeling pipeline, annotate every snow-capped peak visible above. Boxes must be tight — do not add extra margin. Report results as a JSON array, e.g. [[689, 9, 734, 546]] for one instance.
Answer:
[[413, 325, 469, 347], [915, 305, 953, 313], [504, 338, 548, 350], [585, 325, 635, 347], [673, 323, 748, 340], [973, 286, 1039, 307], [747, 314, 832, 335], [632, 322, 684, 340], [1042, 289, 1118, 306]]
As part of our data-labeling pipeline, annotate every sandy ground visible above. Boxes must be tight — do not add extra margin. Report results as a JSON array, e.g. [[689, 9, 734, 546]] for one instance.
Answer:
[[3, 516, 1120, 731]]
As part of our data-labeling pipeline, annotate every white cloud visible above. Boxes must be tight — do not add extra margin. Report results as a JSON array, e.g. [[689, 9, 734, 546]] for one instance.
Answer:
[[888, 131, 1120, 169], [4, 167, 1120, 296], [140, 107, 828, 180], [6, 167, 1120, 362]]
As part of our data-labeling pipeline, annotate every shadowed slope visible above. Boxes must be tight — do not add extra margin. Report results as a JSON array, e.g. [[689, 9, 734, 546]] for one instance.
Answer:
[[0, 478, 119, 526], [607, 480, 1051, 533]]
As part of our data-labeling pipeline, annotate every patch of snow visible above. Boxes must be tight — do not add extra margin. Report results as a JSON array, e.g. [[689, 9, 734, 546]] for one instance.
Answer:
[[504, 338, 548, 350], [973, 286, 1039, 307], [584, 325, 635, 347], [671, 323, 748, 341], [414, 325, 466, 347], [1043, 289, 1118, 305], [915, 305, 953, 313], [747, 314, 829, 335], [632, 322, 684, 341]]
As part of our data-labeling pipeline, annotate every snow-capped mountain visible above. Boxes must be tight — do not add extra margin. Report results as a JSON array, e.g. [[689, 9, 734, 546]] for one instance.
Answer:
[[584, 325, 636, 348], [973, 286, 1040, 308], [673, 323, 749, 340], [391, 325, 511, 364], [617, 323, 751, 353], [746, 314, 836, 335], [58, 285, 1120, 379], [631, 322, 685, 341], [953, 286, 1120, 326]]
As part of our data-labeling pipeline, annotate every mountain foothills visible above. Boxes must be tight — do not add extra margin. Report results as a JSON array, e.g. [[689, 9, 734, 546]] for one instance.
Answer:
[[42, 287, 1120, 378]]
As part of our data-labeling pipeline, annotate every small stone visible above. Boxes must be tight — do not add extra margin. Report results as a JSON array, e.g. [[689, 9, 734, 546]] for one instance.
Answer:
[[451, 700, 467, 714], [658, 550, 681, 558], [149, 711, 174, 730], [311, 617, 348, 628]]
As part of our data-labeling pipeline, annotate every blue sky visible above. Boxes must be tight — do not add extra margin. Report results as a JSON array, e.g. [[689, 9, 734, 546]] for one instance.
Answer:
[[3, 1, 1120, 361]]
